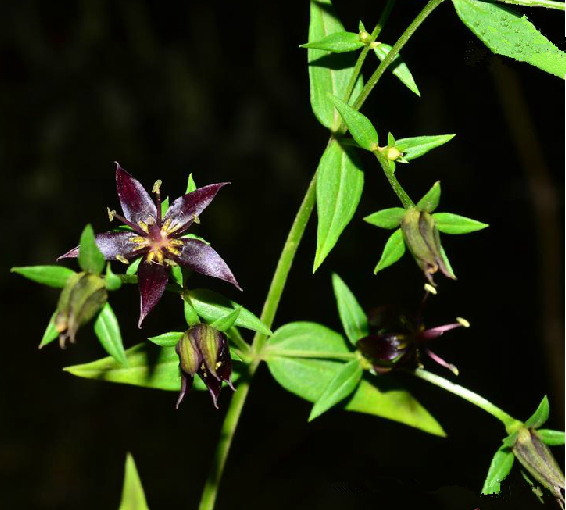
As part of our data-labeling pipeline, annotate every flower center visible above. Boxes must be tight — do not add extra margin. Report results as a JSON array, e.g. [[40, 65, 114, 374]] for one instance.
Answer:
[[130, 217, 184, 265]]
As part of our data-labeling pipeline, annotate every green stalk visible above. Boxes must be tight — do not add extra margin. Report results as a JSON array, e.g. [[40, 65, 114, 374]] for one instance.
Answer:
[[413, 368, 516, 427], [495, 0, 564, 9], [352, 0, 446, 112], [262, 350, 357, 361], [374, 151, 414, 208]]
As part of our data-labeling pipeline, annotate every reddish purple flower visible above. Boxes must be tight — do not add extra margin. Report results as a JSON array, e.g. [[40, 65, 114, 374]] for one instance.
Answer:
[[59, 163, 240, 327], [357, 300, 467, 375]]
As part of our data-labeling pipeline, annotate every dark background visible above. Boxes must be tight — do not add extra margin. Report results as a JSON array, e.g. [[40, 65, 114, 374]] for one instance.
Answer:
[[1, 1, 564, 509]]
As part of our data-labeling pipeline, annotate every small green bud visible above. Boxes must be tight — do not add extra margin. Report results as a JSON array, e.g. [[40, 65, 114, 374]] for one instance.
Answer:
[[55, 272, 107, 347], [401, 208, 455, 285]]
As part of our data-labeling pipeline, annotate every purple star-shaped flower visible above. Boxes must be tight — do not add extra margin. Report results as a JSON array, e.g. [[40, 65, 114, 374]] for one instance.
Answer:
[[60, 163, 241, 327]]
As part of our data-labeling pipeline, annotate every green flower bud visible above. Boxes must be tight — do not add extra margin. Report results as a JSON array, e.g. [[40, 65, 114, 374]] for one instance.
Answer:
[[55, 272, 107, 347], [512, 427, 565, 506], [401, 208, 455, 285]]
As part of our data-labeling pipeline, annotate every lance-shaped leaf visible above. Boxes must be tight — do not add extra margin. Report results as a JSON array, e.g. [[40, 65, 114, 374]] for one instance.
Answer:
[[433, 212, 488, 234], [39, 312, 59, 348], [329, 95, 379, 151], [264, 322, 445, 436], [309, 359, 363, 421], [417, 181, 441, 213], [148, 331, 184, 347], [314, 141, 364, 272], [211, 307, 242, 332], [11, 266, 76, 288], [331, 273, 368, 344], [308, 0, 363, 129], [64, 342, 243, 392], [395, 134, 455, 162], [373, 43, 420, 96], [94, 303, 128, 366], [184, 298, 200, 327], [126, 257, 142, 275], [186, 173, 196, 193], [482, 447, 515, 495], [364, 208, 405, 229], [452, 0, 566, 78], [78, 224, 105, 275], [105, 264, 122, 291], [186, 288, 271, 335], [301, 31, 364, 53], [119, 454, 150, 510], [537, 430, 565, 446], [374, 228, 406, 274], [525, 395, 550, 428]]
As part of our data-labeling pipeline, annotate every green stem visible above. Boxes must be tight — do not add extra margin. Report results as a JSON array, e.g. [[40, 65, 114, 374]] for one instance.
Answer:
[[341, 0, 396, 104], [353, 0, 446, 112], [374, 151, 414, 208], [413, 368, 516, 427], [227, 327, 251, 354], [262, 350, 357, 361], [496, 0, 564, 9]]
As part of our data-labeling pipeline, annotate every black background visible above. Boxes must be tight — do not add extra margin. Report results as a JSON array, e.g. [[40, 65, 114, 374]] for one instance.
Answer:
[[0, 1, 564, 509]]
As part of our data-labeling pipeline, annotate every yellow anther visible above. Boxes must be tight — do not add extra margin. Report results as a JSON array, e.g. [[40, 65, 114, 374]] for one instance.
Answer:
[[154, 251, 164, 264], [216, 361, 222, 369], [130, 236, 147, 244], [116, 255, 129, 264], [193, 214, 200, 225], [152, 180, 162, 194], [169, 239, 184, 247], [167, 247, 181, 256], [424, 283, 437, 295], [107, 207, 116, 222], [162, 218, 172, 231], [146, 252, 155, 263], [138, 220, 149, 233], [456, 317, 470, 328]]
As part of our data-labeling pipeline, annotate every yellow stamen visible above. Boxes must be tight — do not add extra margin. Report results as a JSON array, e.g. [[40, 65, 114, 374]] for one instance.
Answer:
[[146, 252, 155, 263], [167, 247, 181, 256], [152, 180, 162, 194], [169, 239, 184, 247], [116, 255, 129, 264], [130, 236, 147, 244], [193, 214, 200, 225], [456, 317, 470, 328], [424, 283, 437, 295], [154, 251, 164, 264], [138, 220, 149, 233], [107, 207, 116, 222], [162, 218, 172, 231]]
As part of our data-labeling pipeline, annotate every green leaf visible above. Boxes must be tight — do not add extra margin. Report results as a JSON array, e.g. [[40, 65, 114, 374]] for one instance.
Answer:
[[119, 454, 150, 510], [78, 224, 105, 275], [39, 312, 59, 348], [481, 447, 515, 495], [537, 429, 565, 446], [364, 207, 406, 229], [395, 134, 455, 161], [211, 307, 242, 332], [64, 342, 242, 392], [171, 266, 183, 287], [105, 264, 122, 291], [187, 288, 272, 335], [373, 43, 420, 96], [302, 31, 364, 53], [161, 197, 169, 217], [331, 273, 368, 345], [126, 257, 142, 275], [433, 212, 489, 234], [265, 322, 444, 436], [183, 298, 200, 327], [309, 359, 363, 420], [417, 181, 441, 213], [11, 265, 76, 288], [308, 0, 363, 130], [94, 303, 127, 366], [186, 174, 196, 194], [148, 331, 184, 347], [329, 95, 379, 151], [525, 395, 550, 428], [314, 141, 364, 272], [439, 244, 456, 279], [374, 228, 406, 274], [452, 0, 566, 78]]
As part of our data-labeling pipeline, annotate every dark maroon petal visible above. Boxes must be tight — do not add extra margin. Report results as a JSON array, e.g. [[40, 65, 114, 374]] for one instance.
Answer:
[[198, 365, 222, 409], [164, 183, 228, 235], [58, 231, 144, 261], [115, 163, 157, 225], [176, 239, 241, 290], [137, 261, 170, 327], [357, 334, 406, 364], [420, 323, 462, 340], [175, 372, 194, 409], [216, 334, 234, 390]]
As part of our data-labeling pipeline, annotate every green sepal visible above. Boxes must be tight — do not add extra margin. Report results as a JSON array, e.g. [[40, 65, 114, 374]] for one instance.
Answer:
[[395, 134, 455, 162], [186, 173, 196, 194], [39, 312, 59, 348], [11, 266, 76, 288], [373, 43, 420, 96], [171, 266, 183, 287], [105, 264, 122, 291], [417, 181, 441, 213], [119, 454, 150, 510], [452, 0, 566, 78], [94, 303, 127, 366], [329, 95, 378, 151], [301, 31, 364, 53], [364, 207, 405, 229], [148, 331, 184, 347], [211, 307, 242, 332], [309, 359, 363, 421], [374, 228, 406, 274], [525, 395, 550, 428], [537, 429, 565, 446], [481, 447, 515, 495], [433, 212, 488, 234], [161, 197, 169, 217], [183, 298, 201, 327], [126, 257, 142, 275], [331, 273, 368, 345], [78, 224, 105, 275]]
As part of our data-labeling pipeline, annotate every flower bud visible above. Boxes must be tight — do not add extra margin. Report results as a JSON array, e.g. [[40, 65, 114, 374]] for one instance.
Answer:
[[401, 208, 455, 285], [55, 272, 107, 348], [512, 427, 565, 505]]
